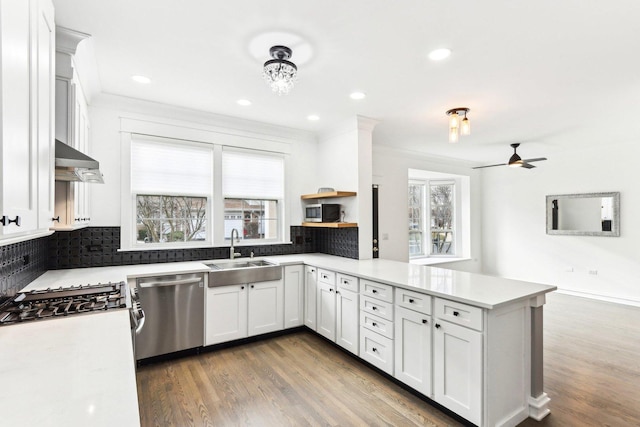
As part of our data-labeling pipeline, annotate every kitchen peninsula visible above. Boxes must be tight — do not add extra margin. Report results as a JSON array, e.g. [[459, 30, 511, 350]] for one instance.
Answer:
[[0, 255, 555, 427]]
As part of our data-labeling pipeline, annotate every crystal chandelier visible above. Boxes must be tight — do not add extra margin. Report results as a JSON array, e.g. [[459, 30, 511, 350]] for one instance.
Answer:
[[263, 45, 297, 95]]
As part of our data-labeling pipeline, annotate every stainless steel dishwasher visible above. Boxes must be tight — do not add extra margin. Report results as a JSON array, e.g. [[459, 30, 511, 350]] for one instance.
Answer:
[[135, 273, 204, 360]]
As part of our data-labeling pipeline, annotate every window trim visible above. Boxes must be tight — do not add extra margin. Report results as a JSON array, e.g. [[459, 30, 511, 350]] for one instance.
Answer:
[[120, 131, 290, 251], [408, 169, 470, 261]]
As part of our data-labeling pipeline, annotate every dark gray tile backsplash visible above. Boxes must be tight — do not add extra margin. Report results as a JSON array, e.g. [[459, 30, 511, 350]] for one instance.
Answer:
[[0, 225, 359, 294], [0, 237, 48, 295]]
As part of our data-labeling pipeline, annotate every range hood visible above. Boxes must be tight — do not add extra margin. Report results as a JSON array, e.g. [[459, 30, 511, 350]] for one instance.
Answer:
[[55, 139, 104, 183]]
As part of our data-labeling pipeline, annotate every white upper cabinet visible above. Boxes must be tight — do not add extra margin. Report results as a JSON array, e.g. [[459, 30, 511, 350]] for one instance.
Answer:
[[1, 0, 55, 240]]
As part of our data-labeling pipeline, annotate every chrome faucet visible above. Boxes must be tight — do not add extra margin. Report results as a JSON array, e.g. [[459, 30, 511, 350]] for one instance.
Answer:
[[230, 228, 241, 259]]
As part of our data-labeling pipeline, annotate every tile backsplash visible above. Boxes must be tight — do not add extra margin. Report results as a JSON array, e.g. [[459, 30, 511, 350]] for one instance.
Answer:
[[46, 225, 359, 270], [0, 225, 359, 294], [0, 237, 48, 295]]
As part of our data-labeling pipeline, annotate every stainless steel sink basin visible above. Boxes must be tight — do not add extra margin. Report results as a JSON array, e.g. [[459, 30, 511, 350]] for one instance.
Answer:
[[205, 260, 282, 287]]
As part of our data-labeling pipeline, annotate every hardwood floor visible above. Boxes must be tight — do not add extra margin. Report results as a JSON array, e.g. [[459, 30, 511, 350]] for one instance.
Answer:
[[136, 292, 640, 427]]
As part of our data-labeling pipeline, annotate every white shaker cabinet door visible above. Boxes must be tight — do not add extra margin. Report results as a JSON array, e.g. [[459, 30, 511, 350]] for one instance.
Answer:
[[205, 284, 248, 345], [336, 288, 358, 355], [248, 279, 284, 337], [284, 265, 304, 328], [304, 266, 318, 330], [316, 281, 336, 341], [394, 305, 432, 397], [433, 319, 482, 426]]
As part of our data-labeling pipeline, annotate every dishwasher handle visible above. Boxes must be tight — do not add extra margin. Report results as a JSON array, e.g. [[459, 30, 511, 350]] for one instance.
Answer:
[[138, 277, 203, 288], [134, 308, 146, 334]]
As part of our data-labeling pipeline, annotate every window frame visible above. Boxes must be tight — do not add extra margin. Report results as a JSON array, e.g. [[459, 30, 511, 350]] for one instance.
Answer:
[[409, 173, 466, 261], [120, 131, 289, 251]]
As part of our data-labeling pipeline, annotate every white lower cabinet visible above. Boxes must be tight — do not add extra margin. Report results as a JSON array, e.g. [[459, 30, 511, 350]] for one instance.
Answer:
[[359, 279, 394, 375], [205, 284, 248, 345], [248, 279, 284, 336], [336, 283, 359, 355], [433, 317, 482, 425], [304, 266, 317, 330], [284, 265, 304, 328], [394, 305, 432, 396], [316, 280, 336, 341], [205, 278, 283, 345]]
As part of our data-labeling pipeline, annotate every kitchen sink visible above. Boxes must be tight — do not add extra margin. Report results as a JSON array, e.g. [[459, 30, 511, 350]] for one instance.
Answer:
[[205, 259, 282, 287]]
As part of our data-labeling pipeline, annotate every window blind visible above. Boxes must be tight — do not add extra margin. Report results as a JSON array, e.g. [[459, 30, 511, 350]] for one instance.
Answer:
[[131, 139, 213, 195], [222, 149, 284, 199]]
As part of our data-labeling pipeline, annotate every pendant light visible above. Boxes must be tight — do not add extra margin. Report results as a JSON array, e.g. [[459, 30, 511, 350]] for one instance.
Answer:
[[446, 108, 470, 143], [263, 45, 298, 95]]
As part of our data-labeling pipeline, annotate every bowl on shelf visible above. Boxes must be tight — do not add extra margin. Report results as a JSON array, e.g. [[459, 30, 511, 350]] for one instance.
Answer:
[[317, 187, 335, 193]]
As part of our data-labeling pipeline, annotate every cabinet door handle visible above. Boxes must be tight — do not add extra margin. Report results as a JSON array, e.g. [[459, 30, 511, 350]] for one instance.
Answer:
[[336, 290, 340, 294], [372, 322, 377, 327], [1, 216, 21, 227], [241, 286, 244, 289], [422, 319, 428, 324], [51, 216, 60, 222], [409, 298, 414, 303], [435, 323, 441, 329], [372, 289, 378, 294], [251, 285, 254, 288], [329, 288, 333, 293], [453, 311, 460, 317], [372, 347, 377, 353], [372, 306, 377, 311]]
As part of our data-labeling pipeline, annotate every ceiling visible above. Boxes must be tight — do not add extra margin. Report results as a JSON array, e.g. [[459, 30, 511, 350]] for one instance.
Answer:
[[52, 0, 640, 164]]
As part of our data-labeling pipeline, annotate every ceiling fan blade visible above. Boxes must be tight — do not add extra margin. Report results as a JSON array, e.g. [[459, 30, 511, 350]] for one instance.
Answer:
[[472, 163, 507, 169], [522, 157, 547, 163], [521, 162, 536, 169]]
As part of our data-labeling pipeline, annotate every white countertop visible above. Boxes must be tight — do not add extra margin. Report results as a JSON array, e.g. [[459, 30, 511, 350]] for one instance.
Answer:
[[0, 310, 140, 427], [1, 253, 555, 426]]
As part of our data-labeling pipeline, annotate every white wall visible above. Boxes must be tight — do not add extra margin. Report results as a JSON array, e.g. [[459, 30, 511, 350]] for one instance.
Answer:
[[481, 141, 640, 306], [372, 146, 483, 273], [88, 94, 318, 230]]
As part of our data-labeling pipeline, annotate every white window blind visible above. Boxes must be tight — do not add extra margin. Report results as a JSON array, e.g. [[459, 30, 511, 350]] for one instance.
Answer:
[[222, 149, 284, 199], [131, 139, 213, 195]]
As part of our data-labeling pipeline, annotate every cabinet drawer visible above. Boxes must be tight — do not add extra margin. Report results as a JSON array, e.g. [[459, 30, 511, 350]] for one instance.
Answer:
[[434, 298, 483, 331], [361, 279, 393, 303], [337, 273, 359, 293], [395, 288, 431, 315], [318, 269, 336, 285], [360, 311, 393, 339], [360, 295, 394, 321], [360, 327, 394, 375]]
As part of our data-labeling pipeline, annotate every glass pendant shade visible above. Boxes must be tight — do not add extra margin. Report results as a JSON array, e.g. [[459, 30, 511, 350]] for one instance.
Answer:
[[449, 126, 459, 143], [461, 117, 471, 135], [449, 112, 459, 129]]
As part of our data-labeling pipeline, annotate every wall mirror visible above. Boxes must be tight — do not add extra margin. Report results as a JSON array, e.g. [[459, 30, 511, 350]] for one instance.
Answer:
[[546, 192, 620, 236]]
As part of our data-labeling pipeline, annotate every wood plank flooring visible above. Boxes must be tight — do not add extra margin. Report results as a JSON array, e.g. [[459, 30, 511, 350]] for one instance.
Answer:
[[136, 292, 640, 426]]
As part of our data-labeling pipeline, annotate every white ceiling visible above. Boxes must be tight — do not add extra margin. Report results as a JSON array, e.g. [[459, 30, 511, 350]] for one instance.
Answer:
[[52, 0, 640, 164]]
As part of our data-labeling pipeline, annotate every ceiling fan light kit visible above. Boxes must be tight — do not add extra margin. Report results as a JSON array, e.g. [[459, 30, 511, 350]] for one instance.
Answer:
[[263, 45, 297, 95], [446, 107, 470, 143]]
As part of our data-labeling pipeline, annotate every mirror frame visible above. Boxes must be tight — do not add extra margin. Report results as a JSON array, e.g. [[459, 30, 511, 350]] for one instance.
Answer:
[[546, 192, 620, 237]]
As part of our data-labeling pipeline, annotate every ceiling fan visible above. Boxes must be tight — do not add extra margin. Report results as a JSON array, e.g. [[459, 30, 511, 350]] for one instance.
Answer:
[[473, 143, 547, 169]]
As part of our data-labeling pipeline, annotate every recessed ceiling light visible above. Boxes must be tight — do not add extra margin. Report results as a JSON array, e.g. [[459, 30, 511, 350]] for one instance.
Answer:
[[349, 92, 366, 100], [307, 115, 320, 121], [236, 99, 252, 106], [131, 75, 151, 84], [428, 48, 452, 61]]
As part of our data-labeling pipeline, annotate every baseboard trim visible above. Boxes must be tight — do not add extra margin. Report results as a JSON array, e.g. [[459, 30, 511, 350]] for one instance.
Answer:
[[555, 289, 640, 307]]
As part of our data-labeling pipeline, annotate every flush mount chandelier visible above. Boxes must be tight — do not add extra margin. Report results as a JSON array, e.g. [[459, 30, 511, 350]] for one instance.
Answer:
[[446, 107, 471, 143], [263, 45, 297, 95]]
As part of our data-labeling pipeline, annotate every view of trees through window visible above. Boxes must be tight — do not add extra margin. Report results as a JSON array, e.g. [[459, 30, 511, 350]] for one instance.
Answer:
[[136, 195, 207, 243], [409, 181, 455, 257], [224, 199, 278, 240]]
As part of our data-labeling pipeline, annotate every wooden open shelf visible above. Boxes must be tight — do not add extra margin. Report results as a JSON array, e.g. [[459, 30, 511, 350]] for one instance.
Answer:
[[301, 222, 358, 228], [301, 191, 357, 200]]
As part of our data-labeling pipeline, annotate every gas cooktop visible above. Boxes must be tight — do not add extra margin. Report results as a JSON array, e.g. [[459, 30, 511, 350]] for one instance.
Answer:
[[0, 282, 128, 326]]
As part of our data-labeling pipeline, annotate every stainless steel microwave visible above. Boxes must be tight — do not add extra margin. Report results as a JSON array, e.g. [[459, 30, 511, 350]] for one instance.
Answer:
[[305, 203, 341, 223]]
